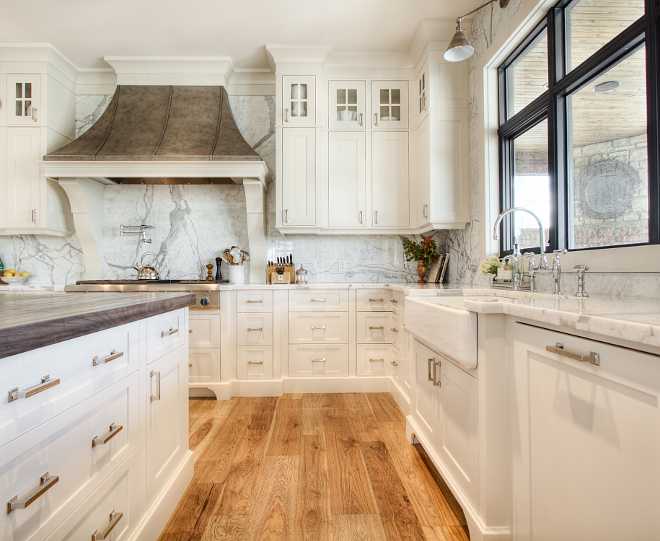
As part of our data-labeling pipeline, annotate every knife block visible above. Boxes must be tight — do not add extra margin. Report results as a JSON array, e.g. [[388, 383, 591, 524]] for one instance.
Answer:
[[267, 263, 294, 284]]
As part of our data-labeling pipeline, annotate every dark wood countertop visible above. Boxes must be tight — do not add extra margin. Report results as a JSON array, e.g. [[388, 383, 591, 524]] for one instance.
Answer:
[[0, 292, 196, 359]]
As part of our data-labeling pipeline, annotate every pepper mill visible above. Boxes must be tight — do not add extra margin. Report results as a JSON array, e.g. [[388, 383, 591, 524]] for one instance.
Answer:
[[215, 257, 223, 281], [205, 262, 214, 281]]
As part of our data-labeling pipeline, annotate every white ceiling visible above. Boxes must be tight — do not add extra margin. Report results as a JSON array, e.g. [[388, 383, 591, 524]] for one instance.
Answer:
[[1, 0, 483, 70]]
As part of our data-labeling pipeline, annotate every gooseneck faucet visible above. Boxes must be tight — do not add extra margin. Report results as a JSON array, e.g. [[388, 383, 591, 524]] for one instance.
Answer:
[[493, 207, 549, 270]]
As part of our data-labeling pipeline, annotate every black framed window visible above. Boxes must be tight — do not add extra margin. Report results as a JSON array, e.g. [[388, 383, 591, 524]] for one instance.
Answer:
[[498, 0, 659, 255]]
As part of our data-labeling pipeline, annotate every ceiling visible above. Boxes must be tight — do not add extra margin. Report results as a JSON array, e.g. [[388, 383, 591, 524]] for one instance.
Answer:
[[0, 0, 484, 71]]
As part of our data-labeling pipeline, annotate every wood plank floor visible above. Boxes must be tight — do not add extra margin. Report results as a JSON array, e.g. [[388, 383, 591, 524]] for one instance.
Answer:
[[158, 393, 469, 541]]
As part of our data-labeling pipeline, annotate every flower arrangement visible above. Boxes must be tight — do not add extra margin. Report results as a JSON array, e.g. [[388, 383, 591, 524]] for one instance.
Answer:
[[400, 235, 439, 268], [479, 255, 500, 276]]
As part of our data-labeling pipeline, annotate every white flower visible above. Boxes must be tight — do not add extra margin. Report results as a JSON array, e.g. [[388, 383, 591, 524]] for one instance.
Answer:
[[479, 255, 500, 276]]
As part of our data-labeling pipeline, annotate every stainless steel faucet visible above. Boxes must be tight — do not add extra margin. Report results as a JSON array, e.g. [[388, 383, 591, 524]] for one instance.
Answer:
[[552, 249, 568, 295]]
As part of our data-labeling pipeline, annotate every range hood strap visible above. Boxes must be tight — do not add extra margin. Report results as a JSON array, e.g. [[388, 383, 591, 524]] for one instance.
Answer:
[[210, 88, 224, 160]]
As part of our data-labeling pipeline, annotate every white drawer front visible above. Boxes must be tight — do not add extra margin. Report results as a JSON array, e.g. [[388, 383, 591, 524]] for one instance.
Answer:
[[0, 373, 139, 541], [189, 314, 220, 349], [391, 313, 403, 351], [189, 349, 220, 382], [146, 309, 186, 364], [289, 290, 349, 312], [237, 347, 274, 380], [357, 312, 393, 343], [237, 313, 274, 346], [289, 345, 349, 377], [288, 312, 349, 344], [46, 450, 140, 541], [0, 321, 139, 446], [357, 344, 393, 376], [237, 290, 273, 313], [356, 289, 392, 311]]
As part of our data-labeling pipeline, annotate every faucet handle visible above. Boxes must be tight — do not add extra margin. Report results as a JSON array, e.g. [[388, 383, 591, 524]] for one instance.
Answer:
[[573, 264, 589, 272], [523, 252, 536, 269]]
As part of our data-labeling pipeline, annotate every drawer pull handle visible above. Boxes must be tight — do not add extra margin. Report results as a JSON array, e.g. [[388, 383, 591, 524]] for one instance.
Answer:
[[311, 299, 326, 302], [390, 328, 398, 333], [311, 326, 327, 330], [189, 363, 193, 368], [546, 343, 600, 366], [311, 358, 326, 363], [369, 358, 385, 363], [433, 359, 442, 387], [369, 326, 384, 330], [150, 370, 160, 402], [92, 510, 124, 541], [161, 327, 179, 337], [92, 423, 123, 448], [391, 361, 398, 366], [93, 349, 123, 366], [390, 299, 398, 304], [369, 298, 384, 302], [189, 329, 193, 333], [247, 327, 263, 332], [246, 300, 263, 304], [7, 472, 59, 514], [8, 375, 60, 403], [248, 361, 264, 365], [428, 358, 434, 381]]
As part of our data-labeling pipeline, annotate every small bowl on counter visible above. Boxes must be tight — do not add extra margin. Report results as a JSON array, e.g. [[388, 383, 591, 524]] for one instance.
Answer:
[[0, 275, 30, 285]]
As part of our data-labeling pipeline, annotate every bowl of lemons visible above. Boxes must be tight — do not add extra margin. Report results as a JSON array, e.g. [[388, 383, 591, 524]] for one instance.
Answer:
[[1, 269, 31, 284]]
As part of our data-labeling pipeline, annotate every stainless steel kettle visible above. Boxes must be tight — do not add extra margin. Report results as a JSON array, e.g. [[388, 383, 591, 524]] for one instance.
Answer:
[[134, 252, 159, 280]]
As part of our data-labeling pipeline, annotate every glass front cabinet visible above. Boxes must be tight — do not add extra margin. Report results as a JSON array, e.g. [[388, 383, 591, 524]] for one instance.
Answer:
[[328, 81, 366, 131], [282, 76, 316, 127], [371, 81, 409, 130], [6, 74, 41, 126]]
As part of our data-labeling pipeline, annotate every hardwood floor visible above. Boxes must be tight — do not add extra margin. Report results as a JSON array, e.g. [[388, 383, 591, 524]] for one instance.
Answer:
[[159, 394, 469, 541]]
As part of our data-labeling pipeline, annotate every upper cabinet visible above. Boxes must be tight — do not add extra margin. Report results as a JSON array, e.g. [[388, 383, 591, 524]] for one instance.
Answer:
[[282, 128, 316, 226], [328, 81, 366, 131], [415, 59, 429, 129], [282, 76, 316, 127], [372, 132, 409, 227], [0, 50, 77, 237], [372, 81, 409, 130]]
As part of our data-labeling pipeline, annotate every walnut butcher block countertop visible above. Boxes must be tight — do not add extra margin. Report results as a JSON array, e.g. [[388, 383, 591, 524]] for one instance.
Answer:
[[0, 292, 196, 359]]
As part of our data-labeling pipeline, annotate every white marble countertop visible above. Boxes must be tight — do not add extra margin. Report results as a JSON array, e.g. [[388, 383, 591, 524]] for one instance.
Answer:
[[407, 286, 660, 349]]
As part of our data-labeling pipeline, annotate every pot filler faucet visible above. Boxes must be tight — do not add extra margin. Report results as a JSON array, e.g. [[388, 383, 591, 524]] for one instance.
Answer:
[[493, 207, 567, 293]]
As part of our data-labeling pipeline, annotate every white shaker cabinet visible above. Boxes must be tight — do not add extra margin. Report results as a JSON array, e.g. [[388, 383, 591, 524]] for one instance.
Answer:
[[511, 323, 660, 540], [412, 339, 442, 450], [372, 131, 409, 228], [282, 127, 316, 226], [371, 81, 409, 130], [328, 81, 366, 131], [328, 131, 366, 228], [282, 76, 316, 127], [5, 127, 40, 229]]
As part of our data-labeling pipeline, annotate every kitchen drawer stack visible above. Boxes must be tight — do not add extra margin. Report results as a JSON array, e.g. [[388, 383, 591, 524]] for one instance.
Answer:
[[0, 308, 190, 541], [288, 289, 350, 377], [236, 290, 274, 379], [356, 288, 402, 376]]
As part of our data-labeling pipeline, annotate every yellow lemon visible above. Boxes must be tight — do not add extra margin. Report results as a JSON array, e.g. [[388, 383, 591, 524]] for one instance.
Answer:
[[3, 271, 13, 277], [21, 271, 30, 277]]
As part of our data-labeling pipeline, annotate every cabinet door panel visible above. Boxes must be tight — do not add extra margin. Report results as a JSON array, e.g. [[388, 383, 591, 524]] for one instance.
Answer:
[[189, 349, 220, 382], [189, 314, 220, 349], [371, 81, 409, 129], [6, 127, 40, 227], [416, 116, 431, 227], [328, 81, 366, 131], [412, 339, 440, 450], [282, 128, 316, 226], [372, 132, 409, 227], [282, 76, 315, 127], [328, 132, 366, 227]]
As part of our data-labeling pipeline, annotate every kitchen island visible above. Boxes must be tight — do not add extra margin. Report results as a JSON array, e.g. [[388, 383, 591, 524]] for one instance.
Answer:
[[1, 291, 195, 541]]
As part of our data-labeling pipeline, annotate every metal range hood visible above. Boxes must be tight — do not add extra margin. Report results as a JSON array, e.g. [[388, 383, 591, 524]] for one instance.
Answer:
[[44, 85, 261, 184]]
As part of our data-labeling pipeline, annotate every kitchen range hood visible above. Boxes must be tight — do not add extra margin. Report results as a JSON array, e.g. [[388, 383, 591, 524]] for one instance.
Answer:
[[42, 84, 270, 284]]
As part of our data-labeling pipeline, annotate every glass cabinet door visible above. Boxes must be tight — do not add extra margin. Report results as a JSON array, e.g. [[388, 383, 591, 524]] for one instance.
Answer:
[[282, 76, 316, 127], [416, 60, 429, 128], [328, 81, 366, 131], [371, 81, 409, 129], [6, 74, 41, 126]]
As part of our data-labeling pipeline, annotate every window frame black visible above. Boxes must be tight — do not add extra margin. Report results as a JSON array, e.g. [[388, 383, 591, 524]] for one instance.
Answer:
[[497, 0, 660, 256]]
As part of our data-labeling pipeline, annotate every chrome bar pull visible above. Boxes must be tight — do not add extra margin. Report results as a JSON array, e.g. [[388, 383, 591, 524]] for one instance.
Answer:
[[433, 359, 442, 387], [359, 210, 364, 224], [284, 209, 289, 223], [31, 209, 38, 224], [311, 326, 327, 330], [150, 370, 160, 402], [92, 510, 124, 541], [369, 298, 384, 302], [92, 423, 123, 448], [369, 358, 385, 363], [9, 375, 60, 403], [546, 343, 600, 366], [7, 473, 59, 513], [311, 358, 326, 363], [247, 328, 263, 332], [428, 358, 434, 381], [359, 113, 364, 126], [374, 211, 379, 225], [93, 349, 124, 366], [161, 327, 178, 337], [310, 299, 326, 302], [369, 326, 385, 330]]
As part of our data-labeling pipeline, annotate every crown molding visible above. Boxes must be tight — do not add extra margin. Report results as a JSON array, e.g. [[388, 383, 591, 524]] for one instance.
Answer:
[[103, 56, 235, 86], [265, 45, 332, 73]]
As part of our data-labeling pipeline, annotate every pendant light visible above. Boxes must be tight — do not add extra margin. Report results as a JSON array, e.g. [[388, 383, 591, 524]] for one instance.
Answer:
[[445, 0, 510, 62]]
